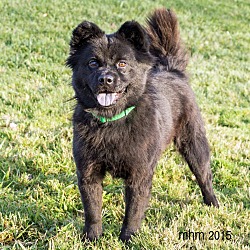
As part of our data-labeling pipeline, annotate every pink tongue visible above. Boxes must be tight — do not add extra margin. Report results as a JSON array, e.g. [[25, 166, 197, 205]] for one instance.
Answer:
[[97, 93, 117, 106]]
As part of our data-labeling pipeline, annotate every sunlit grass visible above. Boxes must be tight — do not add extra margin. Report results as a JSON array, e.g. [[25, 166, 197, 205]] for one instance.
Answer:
[[0, 0, 249, 249]]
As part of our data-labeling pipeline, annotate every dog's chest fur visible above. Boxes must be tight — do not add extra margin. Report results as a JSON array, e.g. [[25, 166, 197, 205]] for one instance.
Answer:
[[73, 102, 163, 178]]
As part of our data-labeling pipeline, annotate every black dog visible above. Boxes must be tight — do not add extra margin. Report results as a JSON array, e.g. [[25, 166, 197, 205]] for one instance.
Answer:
[[66, 9, 219, 242]]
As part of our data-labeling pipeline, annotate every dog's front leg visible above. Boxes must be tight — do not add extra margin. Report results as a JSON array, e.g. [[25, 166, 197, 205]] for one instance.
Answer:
[[120, 172, 153, 242], [77, 169, 104, 241]]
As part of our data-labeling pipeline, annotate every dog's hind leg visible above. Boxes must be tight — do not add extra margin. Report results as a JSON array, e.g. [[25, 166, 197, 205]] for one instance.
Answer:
[[175, 117, 219, 207]]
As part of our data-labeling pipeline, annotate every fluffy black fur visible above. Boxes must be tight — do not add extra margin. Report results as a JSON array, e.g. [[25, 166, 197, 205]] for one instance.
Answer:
[[66, 8, 219, 242]]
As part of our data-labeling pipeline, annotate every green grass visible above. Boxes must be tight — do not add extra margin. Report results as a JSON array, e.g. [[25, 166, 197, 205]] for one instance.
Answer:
[[0, 0, 249, 249]]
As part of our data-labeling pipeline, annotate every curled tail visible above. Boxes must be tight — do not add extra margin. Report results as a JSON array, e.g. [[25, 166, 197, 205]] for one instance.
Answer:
[[146, 8, 188, 72]]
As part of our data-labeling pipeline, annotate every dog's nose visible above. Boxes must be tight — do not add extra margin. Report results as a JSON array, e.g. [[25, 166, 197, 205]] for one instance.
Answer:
[[98, 74, 114, 85]]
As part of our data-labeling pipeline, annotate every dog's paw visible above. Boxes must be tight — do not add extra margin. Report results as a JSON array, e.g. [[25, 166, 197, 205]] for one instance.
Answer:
[[119, 228, 136, 242], [204, 194, 219, 208], [83, 224, 103, 241]]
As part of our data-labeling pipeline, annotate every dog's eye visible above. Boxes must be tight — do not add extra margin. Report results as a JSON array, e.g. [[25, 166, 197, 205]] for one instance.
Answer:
[[117, 61, 127, 68], [88, 59, 99, 69]]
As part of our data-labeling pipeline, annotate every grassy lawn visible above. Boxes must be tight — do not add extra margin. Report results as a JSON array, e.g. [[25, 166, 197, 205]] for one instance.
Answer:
[[0, 0, 249, 249]]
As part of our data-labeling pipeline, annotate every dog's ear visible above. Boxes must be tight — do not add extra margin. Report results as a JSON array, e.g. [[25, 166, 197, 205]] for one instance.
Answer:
[[70, 21, 104, 49], [67, 21, 104, 68], [117, 21, 149, 52]]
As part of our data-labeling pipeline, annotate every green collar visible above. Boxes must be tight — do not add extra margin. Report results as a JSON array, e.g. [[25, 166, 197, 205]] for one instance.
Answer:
[[90, 106, 135, 123]]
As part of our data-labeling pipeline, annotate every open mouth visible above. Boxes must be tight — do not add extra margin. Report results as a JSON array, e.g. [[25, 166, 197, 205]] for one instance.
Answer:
[[96, 89, 126, 107]]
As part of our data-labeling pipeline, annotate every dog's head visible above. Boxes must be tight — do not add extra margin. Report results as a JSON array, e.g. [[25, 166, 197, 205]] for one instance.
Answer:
[[66, 20, 153, 117]]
